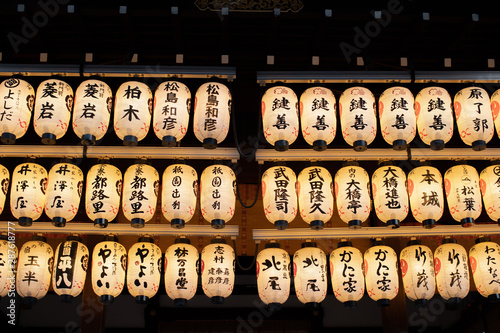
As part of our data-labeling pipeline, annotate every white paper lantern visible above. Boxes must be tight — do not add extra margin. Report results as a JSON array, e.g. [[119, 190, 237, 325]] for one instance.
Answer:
[[0, 78, 35, 144], [10, 162, 48, 227], [262, 86, 299, 151], [85, 163, 122, 228], [299, 87, 336, 151], [454, 87, 494, 151], [122, 163, 159, 228], [0, 236, 17, 298], [293, 242, 327, 307], [113, 81, 152, 145], [33, 79, 73, 144], [261, 166, 297, 230], [407, 166, 444, 229], [491, 89, 500, 140], [201, 239, 235, 304], [193, 82, 231, 149], [162, 164, 198, 229], [44, 163, 84, 227], [479, 165, 500, 225], [469, 237, 500, 301], [0, 164, 9, 216], [434, 239, 470, 302], [364, 243, 399, 306], [153, 81, 191, 147], [200, 164, 236, 229], [339, 86, 377, 151]]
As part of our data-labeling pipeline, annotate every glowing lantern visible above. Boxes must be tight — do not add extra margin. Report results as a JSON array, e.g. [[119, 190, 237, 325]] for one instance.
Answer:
[[10, 162, 48, 227], [469, 237, 500, 302], [364, 242, 399, 306], [200, 164, 236, 229], [454, 87, 494, 151], [434, 238, 469, 303], [33, 79, 73, 145], [0, 78, 34, 144], [201, 239, 235, 304], [293, 242, 327, 307], [161, 164, 198, 229], [262, 86, 299, 151], [480, 165, 500, 225], [491, 89, 500, 140], [153, 81, 191, 147], [0, 165, 9, 215], [193, 82, 231, 149], [0, 235, 17, 298], [299, 86, 336, 151], [113, 81, 152, 145], [261, 165, 297, 230]]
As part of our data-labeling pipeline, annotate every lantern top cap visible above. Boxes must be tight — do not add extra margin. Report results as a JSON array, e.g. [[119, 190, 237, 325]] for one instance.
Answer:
[[265, 242, 281, 249], [301, 241, 317, 248], [175, 237, 191, 245], [66, 235, 82, 243], [103, 235, 118, 242], [337, 240, 353, 248], [407, 239, 422, 246], [211, 238, 227, 244], [31, 235, 47, 242], [475, 236, 491, 244], [441, 238, 457, 244]]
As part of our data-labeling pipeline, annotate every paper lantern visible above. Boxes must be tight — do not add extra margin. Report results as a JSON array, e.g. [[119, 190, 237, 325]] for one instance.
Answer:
[[85, 163, 122, 228], [479, 165, 500, 225], [91, 235, 127, 304], [51, 236, 89, 302], [339, 86, 377, 151], [16, 235, 54, 305], [299, 87, 336, 151], [256, 243, 291, 311], [364, 243, 399, 306], [33, 79, 73, 145], [201, 239, 235, 304], [126, 237, 162, 303], [329, 241, 365, 308], [434, 238, 470, 303], [113, 81, 152, 145], [378, 86, 416, 150], [164, 238, 199, 306], [454, 87, 494, 151], [153, 81, 191, 147], [261, 166, 297, 230], [0, 78, 35, 144], [0, 164, 9, 215], [293, 242, 327, 307], [193, 82, 231, 149], [122, 163, 159, 228], [491, 89, 500, 140], [334, 165, 371, 229], [469, 237, 500, 302], [0, 235, 17, 298], [371, 164, 409, 228], [200, 164, 236, 229], [10, 162, 48, 227], [72, 79, 113, 145], [400, 240, 436, 306], [262, 86, 299, 151], [444, 164, 482, 228], [44, 163, 84, 228], [161, 164, 198, 229], [407, 166, 444, 229]]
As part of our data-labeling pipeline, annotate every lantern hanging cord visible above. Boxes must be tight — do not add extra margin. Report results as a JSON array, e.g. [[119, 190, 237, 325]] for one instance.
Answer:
[[235, 163, 262, 209], [232, 238, 259, 271]]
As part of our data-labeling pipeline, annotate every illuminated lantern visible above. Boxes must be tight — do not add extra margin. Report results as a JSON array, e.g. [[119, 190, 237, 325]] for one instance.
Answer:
[[33, 79, 73, 145], [44, 163, 84, 228], [72, 79, 113, 146], [444, 164, 482, 228], [193, 82, 231, 149], [85, 163, 122, 228], [329, 241, 364, 308], [0, 235, 17, 298], [299, 86, 336, 151], [407, 165, 444, 229], [339, 86, 377, 151], [16, 235, 54, 305], [127, 237, 162, 303], [378, 86, 416, 150], [480, 165, 500, 225], [400, 239, 435, 306], [469, 237, 500, 301], [454, 87, 494, 151], [256, 242, 290, 311], [491, 89, 500, 139], [364, 242, 399, 306], [91, 235, 127, 304], [153, 81, 191, 147], [161, 164, 198, 229], [122, 163, 159, 228], [113, 81, 152, 145], [164, 238, 199, 306], [371, 164, 409, 228], [434, 238, 469, 303], [51, 236, 89, 302], [334, 165, 371, 229], [0, 78, 34, 144], [262, 86, 299, 151], [201, 239, 235, 304], [10, 162, 48, 227], [293, 242, 327, 307], [200, 164, 236, 229], [261, 165, 297, 230], [0, 164, 9, 215]]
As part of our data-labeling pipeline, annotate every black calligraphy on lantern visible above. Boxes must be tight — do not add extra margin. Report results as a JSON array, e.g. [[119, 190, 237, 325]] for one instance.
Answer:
[[129, 167, 148, 215], [204, 84, 220, 132], [308, 168, 326, 214], [273, 167, 290, 214], [382, 167, 400, 210]]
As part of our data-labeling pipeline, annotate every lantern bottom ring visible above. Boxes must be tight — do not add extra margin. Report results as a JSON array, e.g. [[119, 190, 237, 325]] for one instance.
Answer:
[[386, 219, 400, 229], [376, 299, 390, 307], [22, 296, 38, 306], [274, 220, 288, 230], [81, 134, 96, 146], [344, 300, 357, 309], [171, 218, 185, 229], [353, 140, 367, 152], [203, 138, 218, 150], [94, 218, 109, 228], [392, 139, 407, 151], [211, 296, 225, 304], [310, 220, 324, 230], [472, 140, 487, 151], [305, 301, 319, 309], [461, 217, 474, 228], [312, 140, 327, 151], [1, 132, 16, 144], [414, 299, 428, 308], [131, 218, 145, 228], [211, 219, 226, 229], [268, 302, 282, 312], [445, 297, 462, 305], [430, 139, 445, 151], [52, 217, 67, 228], [100, 295, 114, 304], [135, 295, 149, 304], [41, 132, 57, 145], [162, 135, 177, 147], [348, 220, 362, 229], [422, 219, 436, 229], [123, 135, 138, 146], [18, 216, 33, 227], [488, 294, 500, 303], [60, 294, 73, 303], [174, 298, 188, 307], [274, 140, 289, 152]]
